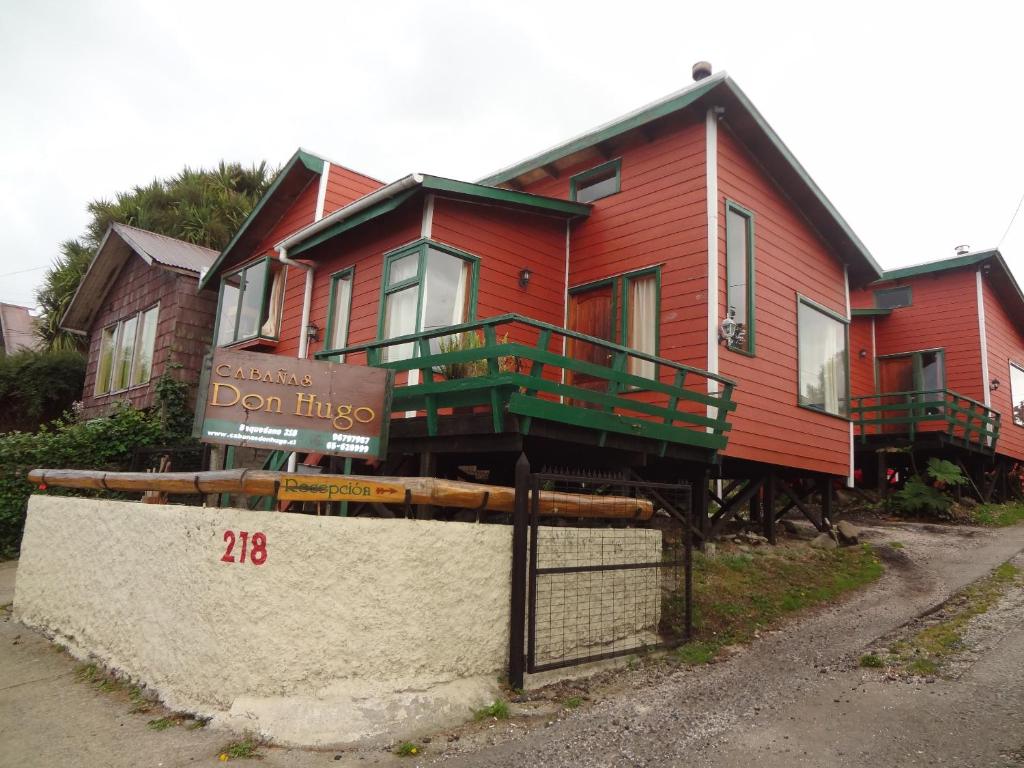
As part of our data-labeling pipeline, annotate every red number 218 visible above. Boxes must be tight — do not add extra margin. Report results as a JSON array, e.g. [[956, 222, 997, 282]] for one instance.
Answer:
[[221, 530, 267, 565]]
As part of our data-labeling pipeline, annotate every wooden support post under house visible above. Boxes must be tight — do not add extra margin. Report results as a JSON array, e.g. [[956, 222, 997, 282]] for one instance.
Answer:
[[763, 472, 776, 544], [876, 451, 887, 499], [820, 477, 833, 530], [692, 471, 710, 545], [417, 452, 436, 519]]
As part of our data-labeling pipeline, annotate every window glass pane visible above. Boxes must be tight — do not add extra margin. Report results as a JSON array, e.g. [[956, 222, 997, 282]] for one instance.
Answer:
[[237, 261, 268, 340], [383, 285, 418, 361], [421, 249, 469, 332], [1011, 364, 1024, 427], [797, 302, 848, 416], [328, 274, 352, 359], [388, 252, 418, 286], [112, 316, 137, 391], [920, 351, 943, 392], [575, 172, 618, 203], [131, 307, 159, 386], [217, 278, 240, 346], [875, 286, 912, 309], [95, 326, 116, 395], [627, 274, 657, 378], [726, 208, 752, 352]]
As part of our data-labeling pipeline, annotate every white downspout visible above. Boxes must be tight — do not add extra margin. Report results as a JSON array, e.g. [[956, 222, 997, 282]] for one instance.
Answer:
[[705, 107, 720, 420], [844, 266, 853, 488], [278, 246, 314, 473]]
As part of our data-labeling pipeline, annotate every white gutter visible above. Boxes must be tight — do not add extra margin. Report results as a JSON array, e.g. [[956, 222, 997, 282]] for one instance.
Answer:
[[277, 173, 424, 253], [977, 269, 991, 408], [705, 107, 720, 417]]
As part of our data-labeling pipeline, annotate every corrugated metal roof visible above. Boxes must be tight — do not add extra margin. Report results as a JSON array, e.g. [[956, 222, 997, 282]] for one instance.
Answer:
[[111, 223, 217, 274], [0, 303, 39, 353]]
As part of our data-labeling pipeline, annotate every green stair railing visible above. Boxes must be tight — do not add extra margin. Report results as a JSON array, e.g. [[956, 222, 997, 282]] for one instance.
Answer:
[[851, 389, 1000, 453], [316, 314, 737, 456]]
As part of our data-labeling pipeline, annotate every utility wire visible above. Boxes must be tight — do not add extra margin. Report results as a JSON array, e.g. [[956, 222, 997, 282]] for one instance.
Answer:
[[0, 265, 47, 278], [997, 189, 1024, 249]]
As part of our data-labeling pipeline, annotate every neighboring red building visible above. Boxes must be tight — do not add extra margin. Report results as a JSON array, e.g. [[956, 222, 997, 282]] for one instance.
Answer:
[[62, 223, 218, 417], [849, 249, 1024, 498], [201, 68, 884, 535]]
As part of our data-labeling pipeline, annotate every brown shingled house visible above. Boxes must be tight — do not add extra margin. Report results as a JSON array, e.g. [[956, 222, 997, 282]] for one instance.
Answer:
[[61, 223, 218, 417]]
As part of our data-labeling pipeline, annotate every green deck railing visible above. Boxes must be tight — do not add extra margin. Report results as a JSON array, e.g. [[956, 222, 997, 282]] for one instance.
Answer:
[[851, 389, 1000, 452], [317, 314, 737, 455]]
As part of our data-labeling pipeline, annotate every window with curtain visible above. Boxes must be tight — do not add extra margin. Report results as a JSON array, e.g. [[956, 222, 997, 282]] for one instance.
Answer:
[[725, 202, 755, 353], [94, 304, 160, 395], [379, 242, 478, 361], [1010, 363, 1024, 427], [215, 257, 285, 346], [568, 267, 661, 382], [797, 300, 848, 417], [325, 269, 354, 362]]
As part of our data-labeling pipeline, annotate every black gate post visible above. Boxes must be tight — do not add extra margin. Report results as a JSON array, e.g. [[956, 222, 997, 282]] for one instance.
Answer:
[[508, 453, 530, 691]]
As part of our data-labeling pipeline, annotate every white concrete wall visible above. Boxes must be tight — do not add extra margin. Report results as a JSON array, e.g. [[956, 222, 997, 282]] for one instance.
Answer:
[[14, 496, 512, 746]]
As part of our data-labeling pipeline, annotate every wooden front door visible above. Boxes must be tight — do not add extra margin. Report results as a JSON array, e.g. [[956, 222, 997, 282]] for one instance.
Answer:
[[568, 284, 615, 396], [878, 356, 915, 434]]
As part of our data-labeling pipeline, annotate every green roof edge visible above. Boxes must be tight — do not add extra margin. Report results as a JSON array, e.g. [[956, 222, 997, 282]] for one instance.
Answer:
[[878, 250, 998, 281], [198, 148, 325, 290], [850, 307, 892, 317]]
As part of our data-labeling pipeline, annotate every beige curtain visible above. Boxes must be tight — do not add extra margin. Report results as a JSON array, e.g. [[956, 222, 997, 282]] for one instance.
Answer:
[[260, 270, 285, 338], [628, 275, 657, 378]]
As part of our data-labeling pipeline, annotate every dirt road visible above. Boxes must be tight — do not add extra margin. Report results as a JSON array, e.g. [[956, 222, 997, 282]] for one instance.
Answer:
[[2, 520, 1023, 768]]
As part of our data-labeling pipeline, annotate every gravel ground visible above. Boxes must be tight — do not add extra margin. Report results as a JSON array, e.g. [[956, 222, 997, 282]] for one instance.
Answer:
[[2, 520, 1023, 768]]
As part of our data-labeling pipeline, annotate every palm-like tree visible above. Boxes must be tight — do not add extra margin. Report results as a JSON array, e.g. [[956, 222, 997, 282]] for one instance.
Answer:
[[36, 162, 275, 351]]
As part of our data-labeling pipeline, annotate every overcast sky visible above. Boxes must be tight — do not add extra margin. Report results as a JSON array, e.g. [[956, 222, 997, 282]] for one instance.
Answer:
[[2, 0, 1023, 309]]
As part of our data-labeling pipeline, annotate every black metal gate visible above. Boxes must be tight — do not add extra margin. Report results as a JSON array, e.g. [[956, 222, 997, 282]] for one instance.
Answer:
[[509, 457, 693, 687]]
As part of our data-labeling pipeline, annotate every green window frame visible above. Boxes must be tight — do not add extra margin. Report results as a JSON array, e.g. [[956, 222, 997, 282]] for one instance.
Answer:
[[214, 256, 286, 347], [569, 158, 622, 203], [93, 303, 160, 396], [324, 267, 355, 362], [796, 296, 849, 419], [568, 266, 661, 378], [724, 200, 756, 355], [874, 285, 912, 310], [377, 239, 481, 360]]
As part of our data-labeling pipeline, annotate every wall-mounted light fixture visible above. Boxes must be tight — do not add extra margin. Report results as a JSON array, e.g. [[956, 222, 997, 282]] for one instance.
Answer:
[[518, 268, 532, 289], [858, 349, 868, 359], [990, 378, 1000, 392], [306, 321, 320, 342]]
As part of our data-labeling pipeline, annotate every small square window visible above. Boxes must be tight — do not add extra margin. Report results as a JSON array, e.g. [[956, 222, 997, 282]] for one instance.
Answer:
[[874, 286, 912, 309], [570, 159, 621, 203]]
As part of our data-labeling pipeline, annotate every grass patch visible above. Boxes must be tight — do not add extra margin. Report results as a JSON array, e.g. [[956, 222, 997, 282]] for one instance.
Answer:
[[394, 741, 420, 757], [875, 562, 1022, 677], [474, 699, 510, 721], [565, 696, 583, 709], [859, 653, 884, 668], [971, 503, 1024, 527], [147, 717, 178, 731], [75, 663, 99, 683], [217, 737, 261, 760], [679, 542, 883, 661], [889, 541, 905, 549]]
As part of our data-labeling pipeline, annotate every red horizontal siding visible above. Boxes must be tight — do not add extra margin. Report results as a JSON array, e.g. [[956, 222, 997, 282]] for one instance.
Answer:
[[982, 277, 1024, 462], [871, 270, 983, 403], [716, 128, 850, 477], [322, 164, 383, 216], [849, 317, 875, 398]]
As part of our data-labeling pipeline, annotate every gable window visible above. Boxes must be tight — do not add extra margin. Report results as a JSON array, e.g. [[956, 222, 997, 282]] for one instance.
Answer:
[[570, 159, 622, 204], [94, 304, 160, 396], [874, 285, 912, 310], [215, 257, 285, 346], [1010, 363, 1024, 427], [725, 201, 755, 354], [379, 240, 480, 361], [797, 298, 848, 417], [324, 268, 354, 362], [568, 267, 660, 381]]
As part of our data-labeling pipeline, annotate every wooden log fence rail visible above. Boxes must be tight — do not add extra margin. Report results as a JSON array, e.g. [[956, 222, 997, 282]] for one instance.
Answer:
[[27, 469, 654, 521]]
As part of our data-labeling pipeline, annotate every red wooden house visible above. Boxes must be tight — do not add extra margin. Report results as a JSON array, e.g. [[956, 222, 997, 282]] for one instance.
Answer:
[[62, 223, 219, 418], [200, 67, 884, 535], [850, 249, 1022, 499]]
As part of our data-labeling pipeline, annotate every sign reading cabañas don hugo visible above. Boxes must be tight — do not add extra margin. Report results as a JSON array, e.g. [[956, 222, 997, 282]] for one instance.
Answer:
[[199, 349, 393, 459]]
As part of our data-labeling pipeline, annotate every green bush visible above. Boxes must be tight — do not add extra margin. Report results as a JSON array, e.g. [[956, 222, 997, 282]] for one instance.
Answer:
[[0, 404, 168, 559], [0, 350, 85, 433]]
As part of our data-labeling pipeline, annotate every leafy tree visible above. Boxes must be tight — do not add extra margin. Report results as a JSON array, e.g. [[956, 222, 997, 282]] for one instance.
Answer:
[[36, 161, 275, 351]]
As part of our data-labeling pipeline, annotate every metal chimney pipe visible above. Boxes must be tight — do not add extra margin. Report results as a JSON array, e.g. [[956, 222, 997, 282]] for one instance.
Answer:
[[692, 61, 713, 81]]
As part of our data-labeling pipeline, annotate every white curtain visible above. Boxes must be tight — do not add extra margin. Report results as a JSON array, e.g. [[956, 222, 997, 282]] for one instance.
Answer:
[[260, 270, 285, 337], [628, 275, 657, 378], [383, 287, 418, 361], [821, 323, 840, 414]]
